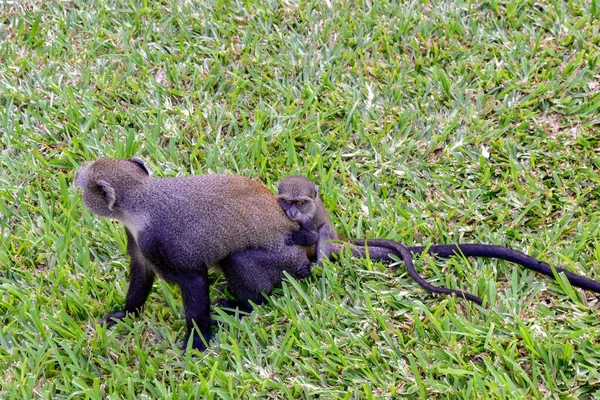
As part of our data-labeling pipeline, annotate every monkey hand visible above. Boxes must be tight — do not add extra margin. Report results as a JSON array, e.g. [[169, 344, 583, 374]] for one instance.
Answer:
[[295, 261, 314, 278], [99, 310, 130, 328], [286, 229, 319, 246]]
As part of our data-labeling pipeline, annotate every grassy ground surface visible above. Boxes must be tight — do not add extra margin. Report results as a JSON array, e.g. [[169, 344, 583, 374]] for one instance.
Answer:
[[1, 0, 600, 398]]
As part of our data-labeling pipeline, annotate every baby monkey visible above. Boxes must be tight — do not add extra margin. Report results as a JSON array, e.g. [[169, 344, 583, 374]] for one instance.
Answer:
[[276, 176, 338, 276], [276, 176, 600, 305], [276, 176, 484, 304]]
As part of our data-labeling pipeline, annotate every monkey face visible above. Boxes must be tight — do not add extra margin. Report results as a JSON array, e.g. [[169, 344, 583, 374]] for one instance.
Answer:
[[276, 175, 320, 225], [277, 197, 315, 223]]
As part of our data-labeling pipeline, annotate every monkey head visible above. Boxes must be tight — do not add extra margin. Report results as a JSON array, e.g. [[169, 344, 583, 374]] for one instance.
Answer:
[[276, 175, 318, 224], [75, 157, 149, 219]]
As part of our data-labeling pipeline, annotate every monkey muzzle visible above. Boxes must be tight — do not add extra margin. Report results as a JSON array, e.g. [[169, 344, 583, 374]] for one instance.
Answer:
[[287, 209, 301, 221]]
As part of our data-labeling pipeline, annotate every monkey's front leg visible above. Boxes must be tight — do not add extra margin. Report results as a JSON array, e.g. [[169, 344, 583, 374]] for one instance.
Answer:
[[174, 272, 212, 352], [100, 232, 155, 327], [315, 224, 337, 266]]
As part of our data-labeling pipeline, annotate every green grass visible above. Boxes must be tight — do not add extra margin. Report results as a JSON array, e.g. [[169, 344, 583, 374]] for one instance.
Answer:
[[1, 0, 600, 398]]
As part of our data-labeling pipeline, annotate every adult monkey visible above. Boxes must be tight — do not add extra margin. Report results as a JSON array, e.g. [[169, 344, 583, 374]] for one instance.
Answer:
[[75, 158, 423, 351], [276, 176, 600, 298]]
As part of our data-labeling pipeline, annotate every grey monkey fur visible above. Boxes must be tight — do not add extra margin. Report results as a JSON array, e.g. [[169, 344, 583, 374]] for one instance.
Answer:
[[76, 158, 312, 351]]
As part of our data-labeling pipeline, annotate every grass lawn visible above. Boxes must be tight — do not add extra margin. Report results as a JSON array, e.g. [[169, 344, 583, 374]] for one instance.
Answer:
[[1, 0, 600, 398]]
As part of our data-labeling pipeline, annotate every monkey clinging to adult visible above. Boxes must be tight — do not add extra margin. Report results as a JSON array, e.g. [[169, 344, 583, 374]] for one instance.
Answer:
[[75, 157, 316, 351], [276, 175, 600, 302], [75, 158, 421, 352], [277, 176, 484, 304]]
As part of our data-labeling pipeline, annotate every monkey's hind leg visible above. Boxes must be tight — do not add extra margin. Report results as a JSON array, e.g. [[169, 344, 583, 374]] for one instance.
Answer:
[[221, 246, 311, 314]]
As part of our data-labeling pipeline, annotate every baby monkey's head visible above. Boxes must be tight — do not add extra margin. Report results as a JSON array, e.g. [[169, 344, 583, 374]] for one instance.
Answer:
[[276, 176, 319, 224]]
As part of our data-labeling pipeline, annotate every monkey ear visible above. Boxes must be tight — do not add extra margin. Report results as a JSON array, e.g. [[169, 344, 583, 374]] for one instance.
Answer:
[[98, 180, 117, 210], [314, 185, 319, 196], [129, 157, 149, 175]]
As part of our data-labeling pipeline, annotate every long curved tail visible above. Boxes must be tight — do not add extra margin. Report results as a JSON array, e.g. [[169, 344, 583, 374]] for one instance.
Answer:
[[342, 238, 483, 305], [407, 244, 600, 293]]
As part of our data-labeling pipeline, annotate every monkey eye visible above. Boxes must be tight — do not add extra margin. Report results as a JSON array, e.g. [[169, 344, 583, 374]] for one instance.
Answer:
[[296, 201, 304, 206], [285, 200, 292, 205]]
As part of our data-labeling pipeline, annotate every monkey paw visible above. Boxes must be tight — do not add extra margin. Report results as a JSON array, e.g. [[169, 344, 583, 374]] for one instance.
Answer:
[[285, 232, 299, 246], [295, 262, 314, 278], [179, 333, 211, 353], [286, 230, 319, 246], [98, 310, 129, 328]]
